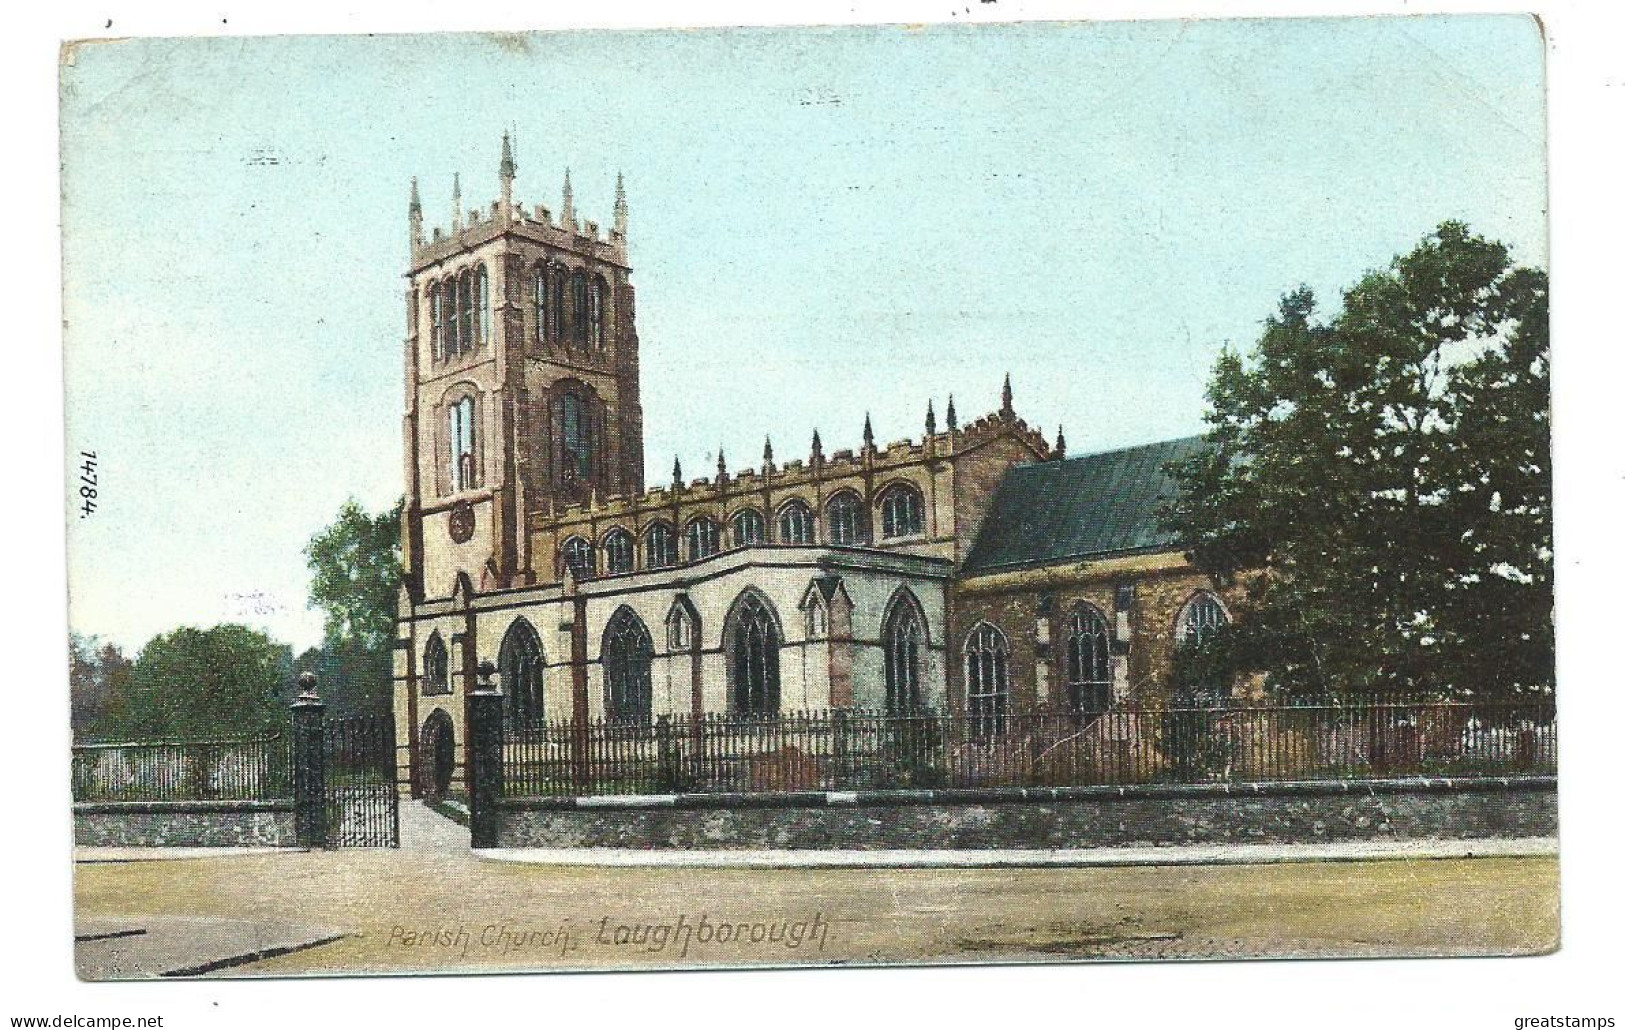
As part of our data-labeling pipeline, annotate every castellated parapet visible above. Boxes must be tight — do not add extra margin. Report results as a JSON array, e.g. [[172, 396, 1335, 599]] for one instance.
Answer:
[[525, 404, 1054, 583]]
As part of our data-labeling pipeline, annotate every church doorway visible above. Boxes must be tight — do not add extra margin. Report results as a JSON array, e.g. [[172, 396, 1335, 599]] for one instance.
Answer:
[[421, 709, 456, 797]]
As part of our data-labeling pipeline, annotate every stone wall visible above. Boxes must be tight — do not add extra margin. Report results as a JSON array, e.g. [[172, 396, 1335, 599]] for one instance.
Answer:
[[73, 801, 298, 848], [493, 776, 1555, 850]]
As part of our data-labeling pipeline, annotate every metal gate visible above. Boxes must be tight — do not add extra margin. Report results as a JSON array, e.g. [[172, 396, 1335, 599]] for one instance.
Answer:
[[322, 713, 400, 848]]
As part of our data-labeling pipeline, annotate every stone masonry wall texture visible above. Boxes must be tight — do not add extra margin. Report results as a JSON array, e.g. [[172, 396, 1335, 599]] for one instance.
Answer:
[[494, 779, 1555, 850], [74, 803, 298, 848]]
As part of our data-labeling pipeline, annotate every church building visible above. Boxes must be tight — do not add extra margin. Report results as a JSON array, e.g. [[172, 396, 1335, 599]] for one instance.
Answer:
[[392, 138, 1239, 796]]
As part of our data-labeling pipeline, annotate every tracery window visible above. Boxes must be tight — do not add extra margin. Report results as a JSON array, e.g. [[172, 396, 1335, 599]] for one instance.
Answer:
[[731, 509, 766, 549], [777, 500, 814, 545], [826, 491, 868, 545], [603, 529, 635, 575], [1067, 604, 1112, 717], [603, 608, 654, 726], [448, 396, 476, 492], [561, 394, 593, 484], [686, 517, 721, 561], [533, 265, 549, 343], [964, 623, 1010, 738], [561, 536, 595, 580], [644, 522, 677, 569], [570, 271, 590, 344], [883, 598, 925, 712], [728, 591, 781, 717], [879, 483, 925, 538], [499, 619, 545, 727]]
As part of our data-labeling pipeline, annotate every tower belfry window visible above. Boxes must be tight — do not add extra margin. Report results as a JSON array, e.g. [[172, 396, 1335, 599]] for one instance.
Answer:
[[570, 271, 590, 344], [448, 396, 476, 492], [533, 266, 549, 343], [476, 265, 490, 345], [561, 394, 592, 483]]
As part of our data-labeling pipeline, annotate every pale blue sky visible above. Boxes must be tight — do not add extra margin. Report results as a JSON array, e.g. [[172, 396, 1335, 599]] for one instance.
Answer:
[[61, 16, 1547, 652]]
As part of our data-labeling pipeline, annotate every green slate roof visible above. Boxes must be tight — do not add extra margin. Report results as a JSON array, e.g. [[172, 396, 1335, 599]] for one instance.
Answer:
[[961, 435, 1212, 575]]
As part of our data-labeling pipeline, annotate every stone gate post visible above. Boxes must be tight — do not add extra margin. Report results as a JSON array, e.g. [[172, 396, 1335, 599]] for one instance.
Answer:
[[468, 660, 505, 849], [291, 672, 327, 848]]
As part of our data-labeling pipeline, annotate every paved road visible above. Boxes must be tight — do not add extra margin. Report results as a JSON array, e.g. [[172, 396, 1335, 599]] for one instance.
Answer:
[[73, 803, 1559, 977]]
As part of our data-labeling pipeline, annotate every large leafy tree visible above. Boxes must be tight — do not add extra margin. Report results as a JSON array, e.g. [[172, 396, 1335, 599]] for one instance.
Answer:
[[302, 499, 403, 717], [1162, 222, 1550, 698], [68, 633, 133, 741], [113, 625, 293, 739]]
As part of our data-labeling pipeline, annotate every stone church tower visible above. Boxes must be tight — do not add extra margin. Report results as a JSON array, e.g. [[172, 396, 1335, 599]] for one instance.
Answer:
[[401, 135, 645, 600]]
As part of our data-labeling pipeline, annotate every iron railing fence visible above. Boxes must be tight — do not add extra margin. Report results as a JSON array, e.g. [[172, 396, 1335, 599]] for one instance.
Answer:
[[502, 699, 1556, 798], [71, 733, 292, 802]]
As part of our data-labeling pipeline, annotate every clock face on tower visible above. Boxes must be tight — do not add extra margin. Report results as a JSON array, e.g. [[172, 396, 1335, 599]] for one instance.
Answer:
[[448, 501, 475, 543]]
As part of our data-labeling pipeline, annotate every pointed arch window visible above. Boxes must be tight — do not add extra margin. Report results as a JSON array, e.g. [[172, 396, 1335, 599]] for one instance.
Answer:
[[448, 395, 477, 493], [533, 265, 549, 343], [476, 264, 490, 345], [826, 491, 868, 545], [430, 282, 446, 361], [561, 536, 595, 580], [422, 633, 450, 695], [777, 500, 814, 545], [964, 623, 1010, 738], [879, 483, 925, 538], [1177, 592, 1229, 649], [1067, 604, 1112, 717], [883, 597, 925, 712], [686, 516, 720, 561], [561, 394, 593, 484], [730, 508, 766, 549], [460, 271, 477, 353], [603, 608, 654, 726], [603, 529, 635, 575], [570, 271, 590, 344], [499, 619, 545, 727], [644, 522, 677, 570], [727, 591, 781, 717], [589, 275, 606, 347]]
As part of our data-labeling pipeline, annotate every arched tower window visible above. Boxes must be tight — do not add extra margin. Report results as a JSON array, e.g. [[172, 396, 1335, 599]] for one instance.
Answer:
[[686, 516, 720, 561], [730, 509, 766, 549], [570, 271, 590, 344], [475, 264, 490, 345], [422, 632, 450, 695], [879, 483, 925, 538], [777, 500, 814, 545], [826, 491, 869, 545], [882, 593, 926, 712], [602, 607, 654, 726], [499, 618, 545, 727], [964, 623, 1010, 738], [561, 393, 593, 485], [533, 265, 549, 343], [603, 529, 635, 575], [430, 282, 445, 361], [726, 591, 781, 717], [447, 395, 476, 493], [459, 270, 475, 353], [644, 522, 677, 569], [589, 275, 606, 347], [561, 536, 595, 581], [1067, 604, 1112, 717]]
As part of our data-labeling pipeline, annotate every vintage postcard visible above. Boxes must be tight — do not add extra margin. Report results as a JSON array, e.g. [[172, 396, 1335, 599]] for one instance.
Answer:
[[62, 14, 1555, 979]]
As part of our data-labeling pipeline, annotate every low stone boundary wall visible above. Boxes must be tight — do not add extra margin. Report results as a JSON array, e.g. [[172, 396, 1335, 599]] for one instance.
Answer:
[[73, 800, 298, 848], [492, 776, 1556, 850]]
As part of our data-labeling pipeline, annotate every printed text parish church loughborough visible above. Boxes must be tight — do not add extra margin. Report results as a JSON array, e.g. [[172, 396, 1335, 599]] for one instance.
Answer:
[[392, 137, 1238, 796]]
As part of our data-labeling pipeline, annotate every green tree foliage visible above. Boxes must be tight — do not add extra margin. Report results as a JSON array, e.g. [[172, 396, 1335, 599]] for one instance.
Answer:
[[68, 633, 133, 741], [303, 498, 403, 718], [304, 498, 403, 651], [1161, 222, 1551, 699], [112, 625, 293, 739]]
